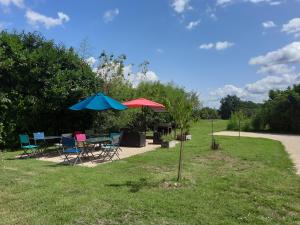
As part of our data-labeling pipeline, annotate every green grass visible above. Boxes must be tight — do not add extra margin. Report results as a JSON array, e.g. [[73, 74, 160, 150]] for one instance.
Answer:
[[1, 120, 300, 225]]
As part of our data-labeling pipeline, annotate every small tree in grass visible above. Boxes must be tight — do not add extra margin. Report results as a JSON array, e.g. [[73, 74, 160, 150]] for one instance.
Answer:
[[166, 92, 193, 182]]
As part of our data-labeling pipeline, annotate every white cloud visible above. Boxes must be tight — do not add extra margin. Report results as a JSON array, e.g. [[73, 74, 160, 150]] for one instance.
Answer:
[[199, 43, 214, 50], [186, 20, 200, 30], [257, 64, 296, 75], [210, 84, 247, 99], [209, 73, 300, 107], [216, 0, 283, 7], [103, 8, 119, 23], [171, 0, 191, 13], [249, 42, 300, 66], [123, 64, 159, 87], [245, 0, 283, 5], [156, 48, 164, 54], [262, 20, 276, 28], [245, 74, 300, 94], [216, 0, 234, 6], [215, 41, 234, 50], [0, 0, 24, 8], [282, 18, 300, 38], [85, 57, 97, 67], [199, 41, 234, 51], [0, 21, 10, 31], [208, 42, 300, 107], [25, 9, 70, 29]]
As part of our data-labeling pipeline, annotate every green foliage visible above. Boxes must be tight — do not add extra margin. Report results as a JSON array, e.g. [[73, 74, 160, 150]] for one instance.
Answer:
[[252, 85, 300, 133], [161, 134, 174, 142], [219, 95, 241, 119], [195, 107, 219, 119], [227, 111, 252, 131], [0, 31, 98, 147], [0, 31, 201, 148], [219, 95, 260, 119]]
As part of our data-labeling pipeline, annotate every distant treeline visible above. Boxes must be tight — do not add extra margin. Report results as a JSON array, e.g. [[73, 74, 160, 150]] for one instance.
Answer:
[[223, 86, 300, 133], [195, 85, 300, 133]]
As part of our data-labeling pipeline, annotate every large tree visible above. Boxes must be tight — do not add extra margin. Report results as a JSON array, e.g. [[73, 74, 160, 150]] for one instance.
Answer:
[[0, 31, 99, 147], [219, 95, 241, 119]]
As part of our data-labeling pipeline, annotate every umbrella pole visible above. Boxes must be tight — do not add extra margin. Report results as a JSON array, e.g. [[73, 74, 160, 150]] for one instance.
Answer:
[[144, 106, 147, 136]]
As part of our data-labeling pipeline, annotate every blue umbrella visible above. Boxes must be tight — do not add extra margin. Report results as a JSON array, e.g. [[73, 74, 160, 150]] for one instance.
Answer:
[[69, 92, 127, 111]]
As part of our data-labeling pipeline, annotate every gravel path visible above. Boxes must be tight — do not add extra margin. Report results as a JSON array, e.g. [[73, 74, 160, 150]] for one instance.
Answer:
[[214, 131, 300, 175]]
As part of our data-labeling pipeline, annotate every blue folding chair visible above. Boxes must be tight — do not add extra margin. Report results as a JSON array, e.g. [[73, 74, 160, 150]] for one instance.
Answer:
[[33, 132, 46, 153], [101, 132, 123, 161], [61, 137, 82, 165], [19, 134, 38, 156]]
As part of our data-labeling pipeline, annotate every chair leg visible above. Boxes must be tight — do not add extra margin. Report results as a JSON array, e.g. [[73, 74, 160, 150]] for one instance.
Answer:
[[73, 153, 82, 166], [63, 154, 71, 164]]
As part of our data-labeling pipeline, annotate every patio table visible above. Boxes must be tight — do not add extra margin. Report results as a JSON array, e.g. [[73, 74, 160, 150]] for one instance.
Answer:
[[31, 136, 61, 154], [85, 136, 112, 158]]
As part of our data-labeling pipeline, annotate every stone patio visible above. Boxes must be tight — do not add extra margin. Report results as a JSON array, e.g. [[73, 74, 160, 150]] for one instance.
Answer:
[[37, 139, 162, 167]]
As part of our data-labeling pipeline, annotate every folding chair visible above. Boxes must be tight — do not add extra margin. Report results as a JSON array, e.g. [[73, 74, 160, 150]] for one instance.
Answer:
[[101, 132, 123, 161], [75, 133, 95, 159], [62, 133, 72, 138], [33, 132, 46, 154], [85, 129, 94, 138], [19, 134, 38, 156], [61, 137, 82, 165]]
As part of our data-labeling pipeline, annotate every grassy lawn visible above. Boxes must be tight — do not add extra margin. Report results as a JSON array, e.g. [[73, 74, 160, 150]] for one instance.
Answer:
[[1, 120, 300, 225]]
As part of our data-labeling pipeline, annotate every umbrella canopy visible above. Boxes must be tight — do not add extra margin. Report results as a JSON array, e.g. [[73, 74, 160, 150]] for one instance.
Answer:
[[69, 92, 127, 111], [122, 98, 165, 111]]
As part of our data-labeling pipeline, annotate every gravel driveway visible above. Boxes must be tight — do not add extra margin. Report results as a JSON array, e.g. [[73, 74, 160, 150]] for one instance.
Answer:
[[214, 131, 300, 175]]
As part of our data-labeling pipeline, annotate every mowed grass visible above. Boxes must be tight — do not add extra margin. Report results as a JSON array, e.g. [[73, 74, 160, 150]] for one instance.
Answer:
[[0, 120, 300, 225]]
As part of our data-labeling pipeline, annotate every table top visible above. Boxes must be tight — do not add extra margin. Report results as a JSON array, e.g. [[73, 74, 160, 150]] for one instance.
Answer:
[[30, 136, 61, 140], [86, 136, 111, 144], [44, 136, 61, 140]]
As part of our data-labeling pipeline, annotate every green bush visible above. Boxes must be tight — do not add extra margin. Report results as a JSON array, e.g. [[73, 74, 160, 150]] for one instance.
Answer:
[[227, 112, 253, 131]]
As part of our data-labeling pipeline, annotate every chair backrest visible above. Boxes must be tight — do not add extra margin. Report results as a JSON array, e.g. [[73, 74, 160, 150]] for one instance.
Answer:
[[62, 133, 72, 138], [85, 129, 94, 136], [110, 132, 120, 139], [33, 132, 45, 140], [19, 134, 30, 146], [75, 133, 86, 142], [61, 137, 76, 148], [111, 132, 123, 146]]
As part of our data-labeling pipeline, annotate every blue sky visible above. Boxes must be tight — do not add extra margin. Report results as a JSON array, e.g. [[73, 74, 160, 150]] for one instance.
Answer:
[[1, 0, 300, 107]]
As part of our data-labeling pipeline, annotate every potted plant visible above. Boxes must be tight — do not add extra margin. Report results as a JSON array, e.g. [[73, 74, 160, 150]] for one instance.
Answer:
[[176, 130, 192, 141], [161, 134, 177, 148], [185, 129, 192, 140]]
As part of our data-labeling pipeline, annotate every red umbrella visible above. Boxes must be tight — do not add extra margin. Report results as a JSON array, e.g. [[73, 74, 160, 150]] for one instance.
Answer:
[[122, 98, 165, 111], [123, 98, 166, 133]]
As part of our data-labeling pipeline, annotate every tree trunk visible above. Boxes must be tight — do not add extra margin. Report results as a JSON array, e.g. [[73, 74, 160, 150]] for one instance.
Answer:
[[177, 128, 184, 182]]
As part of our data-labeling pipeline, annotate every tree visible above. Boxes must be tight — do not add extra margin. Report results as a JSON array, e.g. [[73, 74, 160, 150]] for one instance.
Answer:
[[195, 107, 219, 120], [0, 31, 98, 147], [166, 91, 193, 181], [219, 95, 241, 119], [94, 52, 127, 95], [250, 84, 300, 133]]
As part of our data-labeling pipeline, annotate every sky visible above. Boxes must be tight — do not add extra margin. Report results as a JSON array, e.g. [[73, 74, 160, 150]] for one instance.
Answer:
[[1, 0, 300, 107]]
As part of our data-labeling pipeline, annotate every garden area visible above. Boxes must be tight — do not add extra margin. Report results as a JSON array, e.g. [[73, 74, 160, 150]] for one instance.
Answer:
[[1, 31, 300, 225], [1, 120, 300, 225]]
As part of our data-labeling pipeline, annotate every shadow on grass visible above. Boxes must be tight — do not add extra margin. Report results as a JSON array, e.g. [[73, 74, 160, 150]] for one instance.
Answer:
[[107, 178, 159, 193]]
